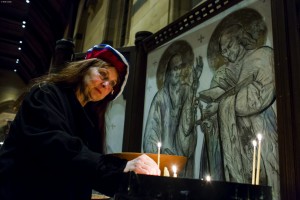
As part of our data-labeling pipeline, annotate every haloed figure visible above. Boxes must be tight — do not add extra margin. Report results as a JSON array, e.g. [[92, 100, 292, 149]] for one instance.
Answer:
[[201, 24, 279, 200], [144, 53, 202, 178]]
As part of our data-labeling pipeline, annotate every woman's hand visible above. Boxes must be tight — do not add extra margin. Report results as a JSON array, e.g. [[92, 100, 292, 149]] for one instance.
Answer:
[[123, 154, 161, 176]]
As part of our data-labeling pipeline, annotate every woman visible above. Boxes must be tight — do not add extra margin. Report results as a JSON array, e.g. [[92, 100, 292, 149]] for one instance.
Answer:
[[0, 44, 160, 200]]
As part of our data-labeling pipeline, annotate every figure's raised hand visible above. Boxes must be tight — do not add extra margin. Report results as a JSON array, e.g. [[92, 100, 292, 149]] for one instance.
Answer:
[[194, 55, 204, 79], [124, 154, 161, 176], [191, 55, 204, 92]]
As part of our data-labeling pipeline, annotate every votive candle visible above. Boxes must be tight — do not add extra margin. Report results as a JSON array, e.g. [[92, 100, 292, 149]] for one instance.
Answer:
[[157, 142, 161, 169], [255, 134, 262, 185], [251, 140, 257, 184], [172, 165, 177, 178]]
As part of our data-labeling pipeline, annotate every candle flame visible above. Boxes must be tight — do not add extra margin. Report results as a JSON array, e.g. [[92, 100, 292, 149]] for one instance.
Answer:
[[257, 133, 262, 141], [205, 175, 211, 181], [252, 140, 257, 147], [157, 142, 161, 148], [172, 165, 177, 173]]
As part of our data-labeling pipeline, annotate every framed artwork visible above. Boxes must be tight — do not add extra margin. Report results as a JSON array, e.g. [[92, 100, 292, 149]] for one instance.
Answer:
[[140, 0, 283, 199]]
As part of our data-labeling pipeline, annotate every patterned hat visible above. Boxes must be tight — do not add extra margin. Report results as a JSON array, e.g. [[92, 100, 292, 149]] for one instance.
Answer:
[[85, 44, 129, 100]]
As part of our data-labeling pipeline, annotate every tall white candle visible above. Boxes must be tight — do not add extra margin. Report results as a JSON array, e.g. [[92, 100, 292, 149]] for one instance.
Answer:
[[157, 142, 161, 169], [172, 165, 177, 177], [251, 140, 257, 184], [255, 134, 262, 185]]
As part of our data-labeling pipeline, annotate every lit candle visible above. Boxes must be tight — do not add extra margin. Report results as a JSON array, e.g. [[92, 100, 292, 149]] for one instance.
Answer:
[[163, 167, 170, 177], [251, 140, 257, 184], [172, 165, 177, 177], [157, 142, 161, 169], [255, 133, 262, 185], [205, 175, 211, 181]]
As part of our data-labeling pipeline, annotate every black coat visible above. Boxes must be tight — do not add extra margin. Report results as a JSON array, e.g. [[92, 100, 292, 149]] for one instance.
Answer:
[[0, 84, 127, 200]]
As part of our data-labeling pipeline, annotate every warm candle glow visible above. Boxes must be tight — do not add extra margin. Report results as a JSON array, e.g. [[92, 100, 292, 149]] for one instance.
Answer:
[[251, 140, 257, 184], [163, 167, 170, 177], [257, 133, 262, 141], [172, 165, 177, 177], [157, 142, 161, 148], [255, 133, 262, 185], [205, 175, 211, 181], [172, 165, 177, 173]]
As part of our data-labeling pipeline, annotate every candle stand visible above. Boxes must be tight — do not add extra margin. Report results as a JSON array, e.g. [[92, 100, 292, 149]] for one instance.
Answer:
[[114, 172, 272, 200]]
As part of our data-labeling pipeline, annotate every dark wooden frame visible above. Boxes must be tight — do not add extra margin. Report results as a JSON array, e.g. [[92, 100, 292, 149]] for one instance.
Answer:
[[125, 0, 300, 199], [121, 31, 153, 152], [271, 0, 300, 199]]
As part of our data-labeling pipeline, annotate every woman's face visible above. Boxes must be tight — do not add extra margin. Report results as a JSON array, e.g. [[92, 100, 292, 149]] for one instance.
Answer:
[[81, 66, 119, 103]]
